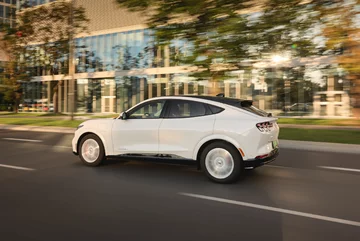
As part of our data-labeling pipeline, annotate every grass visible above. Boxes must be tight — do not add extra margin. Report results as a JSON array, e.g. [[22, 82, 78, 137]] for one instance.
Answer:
[[277, 118, 360, 126], [0, 118, 83, 128], [279, 128, 360, 145]]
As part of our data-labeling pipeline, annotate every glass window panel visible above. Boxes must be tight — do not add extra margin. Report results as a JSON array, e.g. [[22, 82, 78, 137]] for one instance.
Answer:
[[97, 35, 105, 71], [168, 100, 208, 118], [128, 100, 165, 119], [111, 33, 117, 70], [90, 36, 97, 72], [4, 6, 9, 18], [104, 34, 112, 71]]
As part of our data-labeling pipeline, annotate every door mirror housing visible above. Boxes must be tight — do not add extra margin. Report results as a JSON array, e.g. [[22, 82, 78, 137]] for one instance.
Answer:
[[120, 112, 128, 120]]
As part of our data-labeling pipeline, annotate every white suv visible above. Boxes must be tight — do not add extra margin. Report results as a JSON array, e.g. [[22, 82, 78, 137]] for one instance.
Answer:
[[72, 95, 279, 183]]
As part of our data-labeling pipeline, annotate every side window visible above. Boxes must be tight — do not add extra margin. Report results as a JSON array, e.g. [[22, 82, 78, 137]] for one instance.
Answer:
[[208, 104, 224, 114], [128, 100, 165, 119], [168, 100, 210, 118]]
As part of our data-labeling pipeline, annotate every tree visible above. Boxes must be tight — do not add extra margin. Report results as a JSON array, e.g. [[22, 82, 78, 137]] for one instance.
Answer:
[[0, 0, 89, 113], [315, 0, 360, 109], [115, 0, 319, 94]]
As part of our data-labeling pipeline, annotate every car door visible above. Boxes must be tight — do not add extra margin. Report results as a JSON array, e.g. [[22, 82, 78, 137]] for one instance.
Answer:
[[158, 99, 216, 159], [111, 99, 167, 155]]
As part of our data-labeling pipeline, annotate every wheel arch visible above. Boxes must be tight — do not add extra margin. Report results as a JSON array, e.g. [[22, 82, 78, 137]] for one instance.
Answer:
[[194, 137, 243, 170], [77, 132, 107, 156]]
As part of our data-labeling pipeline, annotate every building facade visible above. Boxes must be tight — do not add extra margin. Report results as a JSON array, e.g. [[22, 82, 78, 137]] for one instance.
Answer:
[[18, 0, 356, 117]]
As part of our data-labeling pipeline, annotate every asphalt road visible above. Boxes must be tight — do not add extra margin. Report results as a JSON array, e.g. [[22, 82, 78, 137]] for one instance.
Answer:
[[0, 130, 359, 241]]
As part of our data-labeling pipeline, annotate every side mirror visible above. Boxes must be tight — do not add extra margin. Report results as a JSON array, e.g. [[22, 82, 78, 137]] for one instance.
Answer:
[[120, 112, 128, 120]]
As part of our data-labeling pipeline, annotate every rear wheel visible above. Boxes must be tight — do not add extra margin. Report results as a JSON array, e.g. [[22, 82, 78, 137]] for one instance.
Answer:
[[79, 134, 105, 166], [200, 142, 243, 183]]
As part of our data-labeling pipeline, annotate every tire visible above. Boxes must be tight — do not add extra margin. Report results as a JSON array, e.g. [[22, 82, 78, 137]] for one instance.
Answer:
[[78, 134, 105, 166], [200, 142, 243, 184]]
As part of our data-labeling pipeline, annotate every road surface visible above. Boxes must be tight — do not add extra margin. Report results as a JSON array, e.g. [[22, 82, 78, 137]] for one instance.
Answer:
[[0, 130, 359, 241]]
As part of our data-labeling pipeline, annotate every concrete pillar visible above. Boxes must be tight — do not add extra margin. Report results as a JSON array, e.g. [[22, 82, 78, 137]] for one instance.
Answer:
[[343, 94, 350, 117], [313, 95, 320, 116], [175, 82, 179, 95], [327, 76, 334, 91], [184, 82, 188, 95], [47, 81, 51, 112], [140, 78, 144, 102], [259, 99, 265, 110], [58, 81, 62, 112], [157, 83, 161, 97], [164, 46, 170, 67], [64, 80, 68, 112], [326, 93, 335, 116], [225, 82, 230, 97], [166, 74, 170, 96], [236, 82, 241, 99], [148, 83, 152, 98], [194, 82, 199, 96]]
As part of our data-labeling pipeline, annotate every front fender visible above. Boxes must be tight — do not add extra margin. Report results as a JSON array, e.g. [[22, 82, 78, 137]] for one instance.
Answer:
[[73, 120, 115, 156]]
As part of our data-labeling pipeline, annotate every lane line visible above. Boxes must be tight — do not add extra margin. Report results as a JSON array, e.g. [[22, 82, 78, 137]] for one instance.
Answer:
[[179, 192, 360, 227], [0, 164, 35, 171], [54, 146, 72, 149], [319, 166, 360, 173], [2, 138, 43, 143], [266, 165, 297, 170]]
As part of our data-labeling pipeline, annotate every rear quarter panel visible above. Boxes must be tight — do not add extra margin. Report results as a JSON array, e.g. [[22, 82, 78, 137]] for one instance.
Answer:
[[211, 108, 263, 160]]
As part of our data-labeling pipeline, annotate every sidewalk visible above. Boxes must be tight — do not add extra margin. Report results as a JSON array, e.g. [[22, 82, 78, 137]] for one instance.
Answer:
[[1, 124, 359, 154]]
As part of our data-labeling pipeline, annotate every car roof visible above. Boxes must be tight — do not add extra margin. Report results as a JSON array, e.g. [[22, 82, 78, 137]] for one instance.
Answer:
[[151, 95, 253, 107]]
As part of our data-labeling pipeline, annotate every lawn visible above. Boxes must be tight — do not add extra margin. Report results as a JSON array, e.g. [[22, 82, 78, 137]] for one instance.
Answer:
[[277, 118, 360, 126], [279, 128, 360, 144]]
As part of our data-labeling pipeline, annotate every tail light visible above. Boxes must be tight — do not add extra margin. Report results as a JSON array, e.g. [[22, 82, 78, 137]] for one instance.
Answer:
[[256, 121, 274, 132]]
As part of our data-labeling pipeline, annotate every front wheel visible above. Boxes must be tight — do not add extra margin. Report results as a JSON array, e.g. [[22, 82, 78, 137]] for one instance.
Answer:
[[200, 142, 243, 184], [79, 134, 105, 166]]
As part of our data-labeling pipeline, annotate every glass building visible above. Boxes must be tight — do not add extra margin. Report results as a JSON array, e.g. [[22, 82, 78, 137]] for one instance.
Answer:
[[18, 0, 354, 117], [0, 0, 16, 27]]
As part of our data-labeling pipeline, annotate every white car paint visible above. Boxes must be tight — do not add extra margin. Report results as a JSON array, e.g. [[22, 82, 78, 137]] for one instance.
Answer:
[[72, 96, 279, 164]]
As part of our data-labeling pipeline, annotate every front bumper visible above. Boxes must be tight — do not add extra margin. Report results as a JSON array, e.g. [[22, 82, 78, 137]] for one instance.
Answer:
[[244, 148, 279, 169]]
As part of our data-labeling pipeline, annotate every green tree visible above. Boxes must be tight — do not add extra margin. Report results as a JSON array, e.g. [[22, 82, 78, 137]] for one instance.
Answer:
[[115, 0, 319, 94], [315, 0, 360, 109], [0, 0, 89, 113]]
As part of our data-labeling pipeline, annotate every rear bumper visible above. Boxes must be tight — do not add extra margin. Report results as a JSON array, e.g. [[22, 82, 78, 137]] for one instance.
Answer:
[[244, 148, 279, 169]]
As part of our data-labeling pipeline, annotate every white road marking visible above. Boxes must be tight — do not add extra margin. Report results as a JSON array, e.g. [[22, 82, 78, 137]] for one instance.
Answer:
[[319, 166, 360, 173], [0, 164, 35, 171], [3, 138, 43, 143], [54, 146, 72, 149], [266, 165, 297, 170], [179, 192, 360, 227]]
